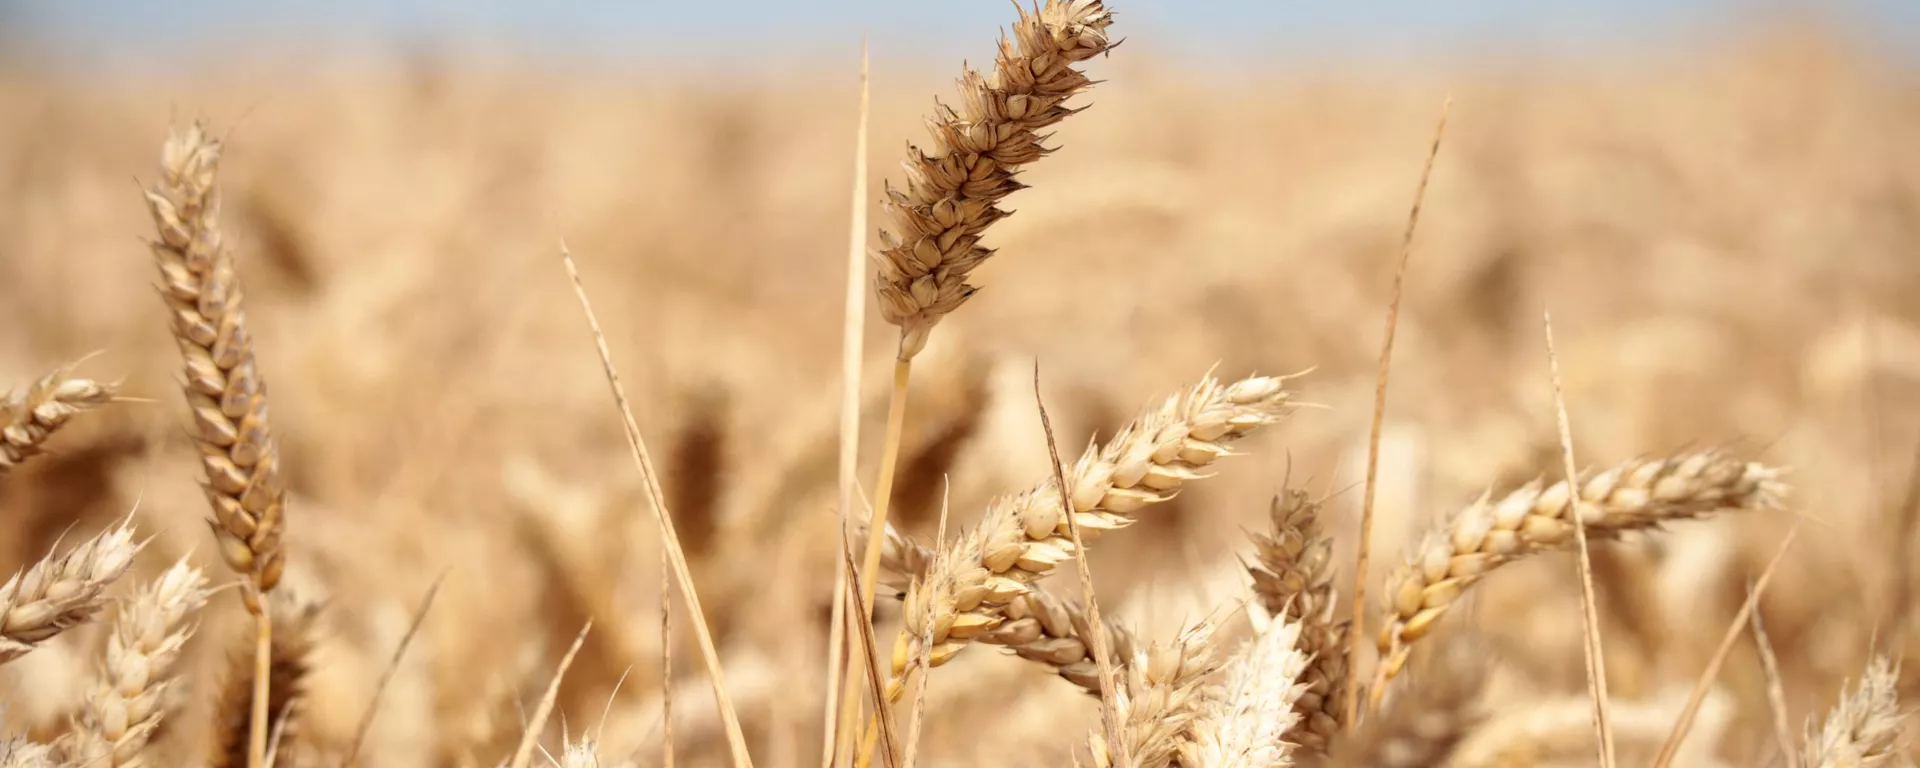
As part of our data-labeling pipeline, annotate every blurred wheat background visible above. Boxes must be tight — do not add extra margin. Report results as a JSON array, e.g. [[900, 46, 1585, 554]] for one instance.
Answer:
[[1, 0, 1919, 765]]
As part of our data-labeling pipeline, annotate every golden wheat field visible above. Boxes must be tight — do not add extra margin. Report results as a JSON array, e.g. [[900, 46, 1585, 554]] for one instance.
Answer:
[[2, 3, 1919, 766]]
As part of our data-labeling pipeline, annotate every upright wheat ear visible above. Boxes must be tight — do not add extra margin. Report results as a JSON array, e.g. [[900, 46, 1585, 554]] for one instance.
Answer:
[[67, 559, 210, 767], [1246, 489, 1348, 753], [1804, 656, 1902, 768], [143, 121, 287, 613], [873, 0, 1114, 360], [0, 363, 115, 475]]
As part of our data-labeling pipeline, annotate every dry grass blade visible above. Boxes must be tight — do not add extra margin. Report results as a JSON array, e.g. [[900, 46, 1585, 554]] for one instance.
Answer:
[[559, 247, 753, 768], [143, 121, 289, 768], [0, 361, 116, 475], [1803, 656, 1903, 768], [211, 592, 318, 768], [1347, 95, 1450, 729], [824, 37, 872, 768], [1033, 362, 1126, 765], [1543, 309, 1617, 768], [872, 0, 1117, 359], [1179, 607, 1311, 768], [507, 621, 592, 768], [1374, 450, 1784, 695], [343, 572, 444, 767], [889, 372, 1295, 701], [1246, 488, 1348, 753], [1650, 525, 1797, 768], [67, 558, 209, 768], [838, 540, 899, 768], [1749, 582, 1796, 767], [0, 518, 138, 664]]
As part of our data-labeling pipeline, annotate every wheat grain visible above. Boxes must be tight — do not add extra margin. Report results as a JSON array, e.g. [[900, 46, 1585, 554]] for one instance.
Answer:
[[0, 363, 115, 475], [0, 520, 138, 664], [66, 559, 210, 768], [1246, 489, 1348, 754], [873, 0, 1115, 359], [1804, 656, 1902, 768], [211, 591, 319, 768], [1376, 451, 1782, 686], [143, 121, 288, 612], [888, 373, 1295, 700], [1178, 607, 1311, 768]]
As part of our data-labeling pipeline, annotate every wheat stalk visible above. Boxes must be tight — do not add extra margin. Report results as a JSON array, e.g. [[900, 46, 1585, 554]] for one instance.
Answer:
[[1246, 489, 1348, 754], [1804, 656, 1902, 768], [66, 559, 210, 768], [888, 373, 1295, 700], [1178, 607, 1311, 768], [0, 363, 116, 475], [873, 0, 1115, 360], [210, 592, 318, 768], [1375, 451, 1782, 693], [0, 520, 138, 664]]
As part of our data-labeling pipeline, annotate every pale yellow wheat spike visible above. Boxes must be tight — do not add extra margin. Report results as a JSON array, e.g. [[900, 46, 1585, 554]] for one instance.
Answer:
[[1376, 451, 1782, 689], [143, 121, 288, 611], [1804, 656, 1902, 768], [1089, 618, 1222, 768], [0, 739, 55, 768], [873, 0, 1115, 359], [1246, 489, 1348, 753], [66, 559, 210, 767], [0, 363, 116, 475], [887, 373, 1295, 701], [0, 520, 138, 664], [1179, 607, 1312, 768]]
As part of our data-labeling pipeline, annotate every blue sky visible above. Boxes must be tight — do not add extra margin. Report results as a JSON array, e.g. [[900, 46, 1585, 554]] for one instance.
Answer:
[[4, 0, 1915, 72]]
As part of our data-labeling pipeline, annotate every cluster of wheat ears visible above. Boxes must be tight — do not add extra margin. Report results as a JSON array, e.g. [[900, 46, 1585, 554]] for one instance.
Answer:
[[0, 2, 1906, 767]]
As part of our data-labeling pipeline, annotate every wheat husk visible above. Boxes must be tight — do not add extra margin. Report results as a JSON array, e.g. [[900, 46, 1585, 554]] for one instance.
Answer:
[[0, 520, 138, 664], [66, 559, 210, 767], [0, 363, 115, 475]]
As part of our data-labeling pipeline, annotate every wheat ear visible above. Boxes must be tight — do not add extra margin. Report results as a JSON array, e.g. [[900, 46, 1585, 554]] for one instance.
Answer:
[[873, 0, 1115, 360], [1376, 451, 1782, 691], [1246, 489, 1348, 753], [888, 373, 1294, 700], [210, 592, 318, 768], [1179, 607, 1311, 768], [1804, 656, 1902, 768], [0, 363, 116, 475], [0, 520, 138, 664], [870, 520, 1139, 695], [66, 559, 210, 767], [1090, 619, 1222, 768], [145, 120, 288, 768], [0, 739, 55, 768]]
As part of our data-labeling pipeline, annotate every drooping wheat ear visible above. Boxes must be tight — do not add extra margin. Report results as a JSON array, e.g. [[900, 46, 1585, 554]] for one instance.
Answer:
[[0, 363, 116, 475], [889, 373, 1295, 700], [0, 520, 138, 664], [65, 559, 210, 768], [1246, 489, 1348, 754], [869, 518, 1140, 695], [873, 0, 1115, 360], [1804, 656, 1902, 768], [211, 592, 318, 768], [143, 121, 287, 613], [1376, 451, 1783, 687], [1090, 619, 1222, 768], [0, 739, 55, 768], [1179, 607, 1311, 768]]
